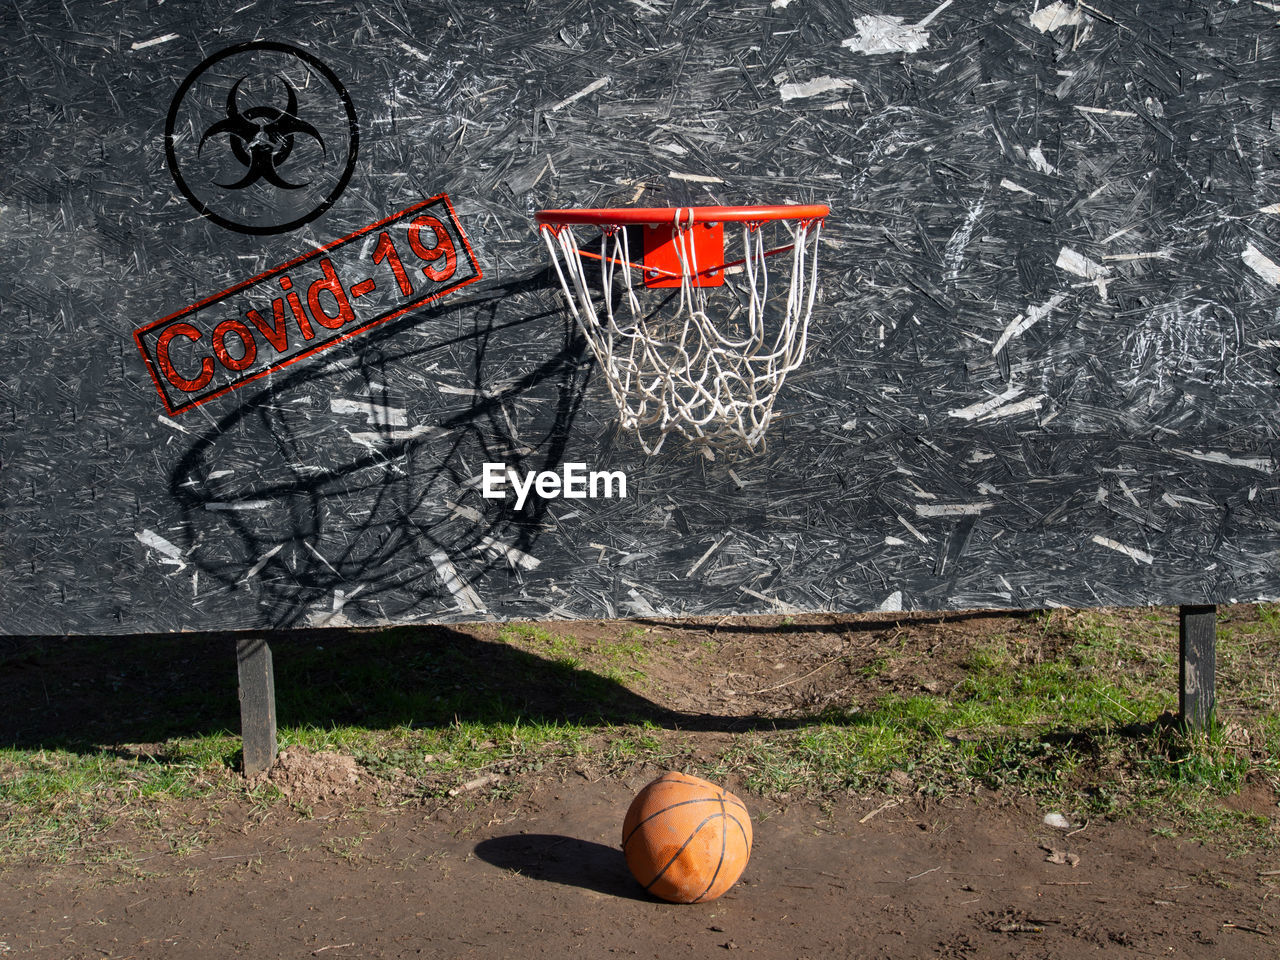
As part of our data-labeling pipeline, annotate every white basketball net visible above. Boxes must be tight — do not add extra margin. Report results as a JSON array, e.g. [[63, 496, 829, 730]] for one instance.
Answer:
[[540, 211, 824, 455]]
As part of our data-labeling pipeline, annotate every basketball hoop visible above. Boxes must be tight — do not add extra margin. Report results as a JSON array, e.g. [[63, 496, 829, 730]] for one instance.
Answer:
[[535, 203, 829, 454]]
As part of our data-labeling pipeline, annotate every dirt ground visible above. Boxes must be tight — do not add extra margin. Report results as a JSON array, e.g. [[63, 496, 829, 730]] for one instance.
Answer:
[[2, 611, 1278, 958], [3, 775, 1277, 959]]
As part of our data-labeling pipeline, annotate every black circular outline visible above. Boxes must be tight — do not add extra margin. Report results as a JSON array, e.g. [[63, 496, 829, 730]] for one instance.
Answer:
[[165, 41, 359, 236]]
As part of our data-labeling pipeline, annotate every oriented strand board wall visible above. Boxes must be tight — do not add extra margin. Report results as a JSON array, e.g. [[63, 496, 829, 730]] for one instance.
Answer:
[[2, 0, 1278, 634]]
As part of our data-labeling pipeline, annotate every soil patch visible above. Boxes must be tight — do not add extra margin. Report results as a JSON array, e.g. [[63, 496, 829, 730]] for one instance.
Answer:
[[256, 745, 366, 806], [2, 777, 1277, 959]]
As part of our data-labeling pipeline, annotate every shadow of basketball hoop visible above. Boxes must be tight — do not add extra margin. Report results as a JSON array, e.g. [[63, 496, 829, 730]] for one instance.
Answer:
[[165, 267, 599, 629], [473, 834, 653, 902]]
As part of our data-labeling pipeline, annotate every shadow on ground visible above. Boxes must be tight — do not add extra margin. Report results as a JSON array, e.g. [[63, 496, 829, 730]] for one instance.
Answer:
[[0, 622, 869, 755], [473, 834, 651, 902]]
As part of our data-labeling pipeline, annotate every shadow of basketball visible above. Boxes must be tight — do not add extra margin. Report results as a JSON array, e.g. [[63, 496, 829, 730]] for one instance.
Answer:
[[473, 834, 656, 902]]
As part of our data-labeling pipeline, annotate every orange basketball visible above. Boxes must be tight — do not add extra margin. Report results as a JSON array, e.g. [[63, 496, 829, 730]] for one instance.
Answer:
[[622, 771, 752, 903]]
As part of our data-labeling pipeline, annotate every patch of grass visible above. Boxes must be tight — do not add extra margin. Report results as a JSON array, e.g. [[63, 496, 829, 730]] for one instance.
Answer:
[[498, 622, 569, 655], [164, 734, 242, 769], [859, 656, 889, 679], [0, 747, 225, 864], [595, 638, 649, 685], [494, 623, 656, 697], [713, 607, 1280, 851], [277, 717, 591, 786], [322, 833, 368, 863], [1144, 722, 1250, 791]]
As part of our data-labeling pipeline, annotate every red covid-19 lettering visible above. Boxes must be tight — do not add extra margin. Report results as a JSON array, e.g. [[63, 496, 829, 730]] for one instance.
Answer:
[[134, 197, 481, 415]]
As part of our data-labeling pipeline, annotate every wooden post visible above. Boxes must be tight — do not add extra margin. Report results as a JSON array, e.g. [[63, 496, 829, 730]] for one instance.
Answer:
[[237, 636, 278, 776], [1178, 605, 1216, 732]]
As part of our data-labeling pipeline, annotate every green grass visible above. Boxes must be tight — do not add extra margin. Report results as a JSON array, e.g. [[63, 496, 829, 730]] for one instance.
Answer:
[[0, 747, 227, 864], [278, 717, 595, 787], [712, 608, 1279, 850], [497, 622, 651, 686], [1, 605, 1278, 864]]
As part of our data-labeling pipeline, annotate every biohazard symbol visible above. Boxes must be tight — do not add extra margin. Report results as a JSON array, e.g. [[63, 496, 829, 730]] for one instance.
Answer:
[[198, 76, 325, 190]]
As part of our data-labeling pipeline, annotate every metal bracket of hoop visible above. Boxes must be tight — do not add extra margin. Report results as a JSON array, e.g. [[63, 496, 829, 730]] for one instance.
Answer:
[[536, 203, 829, 455]]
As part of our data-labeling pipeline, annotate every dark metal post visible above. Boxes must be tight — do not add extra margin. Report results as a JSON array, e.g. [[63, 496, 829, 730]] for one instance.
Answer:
[[1178, 605, 1216, 732], [236, 636, 278, 776]]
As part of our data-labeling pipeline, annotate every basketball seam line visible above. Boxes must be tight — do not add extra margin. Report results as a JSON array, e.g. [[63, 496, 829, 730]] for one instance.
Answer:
[[726, 812, 750, 850], [642, 775, 748, 817], [622, 795, 728, 850], [691, 793, 729, 903], [641, 811, 724, 897]]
